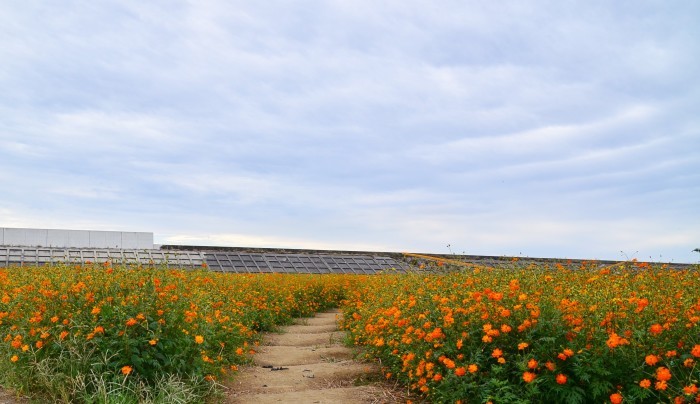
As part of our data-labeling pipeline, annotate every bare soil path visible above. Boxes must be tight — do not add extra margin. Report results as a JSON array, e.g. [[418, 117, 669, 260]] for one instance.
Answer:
[[225, 309, 406, 404]]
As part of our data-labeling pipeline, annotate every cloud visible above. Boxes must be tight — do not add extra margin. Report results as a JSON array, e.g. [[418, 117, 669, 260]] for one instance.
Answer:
[[0, 1, 698, 262]]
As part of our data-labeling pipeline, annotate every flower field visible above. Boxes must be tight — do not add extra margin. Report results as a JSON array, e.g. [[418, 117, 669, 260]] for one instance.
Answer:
[[341, 262, 700, 403], [0, 263, 356, 402], [1, 260, 699, 403]]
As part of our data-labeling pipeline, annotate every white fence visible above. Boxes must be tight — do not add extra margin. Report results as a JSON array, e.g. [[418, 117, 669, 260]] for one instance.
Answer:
[[0, 227, 153, 249]]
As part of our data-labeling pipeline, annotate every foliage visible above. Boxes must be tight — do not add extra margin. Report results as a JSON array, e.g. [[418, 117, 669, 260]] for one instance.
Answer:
[[0, 263, 354, 402], [341, 262, 700, 403]]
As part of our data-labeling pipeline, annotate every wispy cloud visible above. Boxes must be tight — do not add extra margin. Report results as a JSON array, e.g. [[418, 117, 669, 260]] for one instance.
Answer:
[[1, 1, 698, 262]]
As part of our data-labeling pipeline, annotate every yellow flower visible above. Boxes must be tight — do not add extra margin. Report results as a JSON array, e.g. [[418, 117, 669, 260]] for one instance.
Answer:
[[10, 355, 18, 363]]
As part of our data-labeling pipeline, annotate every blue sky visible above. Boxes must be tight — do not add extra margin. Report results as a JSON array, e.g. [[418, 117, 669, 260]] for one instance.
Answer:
[[1, 1, 699, 263]]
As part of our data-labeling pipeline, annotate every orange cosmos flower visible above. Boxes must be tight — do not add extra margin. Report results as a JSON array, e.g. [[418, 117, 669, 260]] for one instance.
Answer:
[[645, 354, 660, 366], [691, 344, 700, 358], [454, 367, 466, 376], [545, 361, 556, 371], [610, 392, 623, 403], [656, 367, 671, 382], [195, 335, 204, 344], [10, 355, 18, 363], [467, 364, 478, 373], [522, 371, 536, 383], [606, 332, 629, 349], [527, 359, 538, 369], [518, 342, 529, 350], [121, 365, 133, 375], [639, 379, 651, 388], [556, 374, 567, 385], [683, 384, 698, 395], [125, 318, 137, 327], [649, 323, 663, 335], [491, 348, 503, 358]]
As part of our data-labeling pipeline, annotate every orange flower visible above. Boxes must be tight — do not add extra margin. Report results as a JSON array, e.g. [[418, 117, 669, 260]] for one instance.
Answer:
[[606, 332, 629, 349], [649, 324, 663, 335], [195, 335, 204, 344], [563, 348, 574, 357], [522, 371, 536, 383], [491, 348, 503, 358], [683, 384, 698, 395], [655, 380, 667, 391], [432, 374, 442, 382], [545, 361, 556, 371], [121, 365, 133, 375], [656, 367, 672, 382], [125, 318, 137, 327], [527, 359, 538, 369], [467, 364, 478, 373], [555, 374, 567, 385], [645, 354, 660, 366], [454, 367, 466, 376], [691, 344, 700, 358], [149, 339, 157, 346], [518, 342, 529, 350], [610, 392, 623, 403], [59, 331, 69, 340], [10, 355, 18, 363], [639, 379, 651, 388]]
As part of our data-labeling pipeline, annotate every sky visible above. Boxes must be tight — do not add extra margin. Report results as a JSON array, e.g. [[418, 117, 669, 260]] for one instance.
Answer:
[[1, 1, 699, 263]]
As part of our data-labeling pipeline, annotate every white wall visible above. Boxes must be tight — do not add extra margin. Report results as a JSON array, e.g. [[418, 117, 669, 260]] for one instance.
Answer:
[[0, 227, 154, 249]]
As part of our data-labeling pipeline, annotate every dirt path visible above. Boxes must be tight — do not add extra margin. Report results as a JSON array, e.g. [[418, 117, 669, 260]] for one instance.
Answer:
[[225, 309, 406, 404]]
